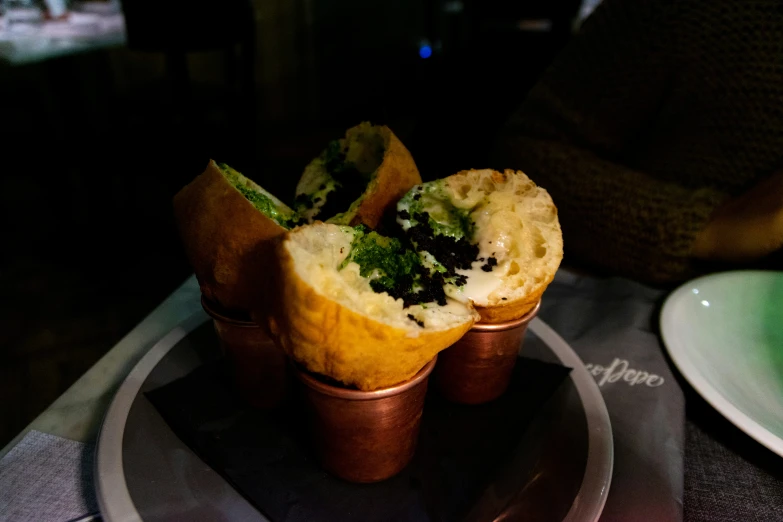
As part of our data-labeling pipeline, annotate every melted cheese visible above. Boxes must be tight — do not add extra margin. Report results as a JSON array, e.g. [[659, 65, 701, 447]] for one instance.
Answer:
[[396, 172, 556, 308], [453, 261, 503, 302], [289, 224, 478, 333], [397, 197, 413, 230]]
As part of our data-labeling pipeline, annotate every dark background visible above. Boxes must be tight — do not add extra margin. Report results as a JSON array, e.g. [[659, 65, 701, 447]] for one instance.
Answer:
[[0, 0, 585, 448]]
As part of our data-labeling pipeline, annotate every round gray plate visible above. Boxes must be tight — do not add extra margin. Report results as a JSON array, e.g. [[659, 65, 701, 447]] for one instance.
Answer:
[[96, 313, 613, 522]]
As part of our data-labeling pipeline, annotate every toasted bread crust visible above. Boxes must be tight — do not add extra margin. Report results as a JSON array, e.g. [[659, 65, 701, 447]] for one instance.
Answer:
[[442, 169, 563, 323], [348, 125, 422, 228], [261, 235, 475, 391], [173, 160, 286, 312], [474, 285, 546, 323]]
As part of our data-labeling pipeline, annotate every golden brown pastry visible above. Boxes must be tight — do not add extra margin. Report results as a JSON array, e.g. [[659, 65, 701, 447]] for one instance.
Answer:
[[396, 169, 563, 323], [174, 123, 421, 312], [262, 223, 479, 390], [295, 122, 422, 229], [173, 160, 298, 312]]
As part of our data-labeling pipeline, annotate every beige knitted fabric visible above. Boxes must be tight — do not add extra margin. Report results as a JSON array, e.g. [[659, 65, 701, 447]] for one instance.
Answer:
[[496, 0, 783, 282]]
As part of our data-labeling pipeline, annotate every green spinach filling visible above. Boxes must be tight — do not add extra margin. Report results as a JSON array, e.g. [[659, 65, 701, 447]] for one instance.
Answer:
[[218, 163, 303, 229], [340, 226, 449, 308], [397, 183, 479, 283], [399, 183, 475, 240]]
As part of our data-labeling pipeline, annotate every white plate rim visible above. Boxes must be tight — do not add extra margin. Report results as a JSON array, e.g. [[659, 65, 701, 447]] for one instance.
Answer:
[[95, 314, 613, 522], [660, 270, 783, 458], [529, 318, 614, 522], [94, 310, 208, 522]]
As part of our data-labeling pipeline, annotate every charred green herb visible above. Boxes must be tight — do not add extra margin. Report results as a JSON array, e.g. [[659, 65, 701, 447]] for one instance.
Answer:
[[340, 226, 448, 307], [218, 163, 304, 228], [397, 182, 476, 240]]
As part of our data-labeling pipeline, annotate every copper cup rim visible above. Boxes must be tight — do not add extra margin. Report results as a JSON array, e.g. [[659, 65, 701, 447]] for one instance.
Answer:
[[295, 357, 437, 400], [472, 300, 541, 332], [201, 296, 257, 328]]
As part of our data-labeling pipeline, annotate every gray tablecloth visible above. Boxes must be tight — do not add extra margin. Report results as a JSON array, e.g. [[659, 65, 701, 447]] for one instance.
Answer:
[[1, 271, 781, 521], [684, 395, 783, 521], [0, 430, 97, 522]]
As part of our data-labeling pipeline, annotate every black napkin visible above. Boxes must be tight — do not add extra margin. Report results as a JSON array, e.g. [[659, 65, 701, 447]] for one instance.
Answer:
[[146, 356, 570, 522]]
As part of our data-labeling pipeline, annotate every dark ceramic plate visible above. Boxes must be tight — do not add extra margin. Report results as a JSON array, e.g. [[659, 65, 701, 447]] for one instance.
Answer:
[[95, 312, 612, 521]]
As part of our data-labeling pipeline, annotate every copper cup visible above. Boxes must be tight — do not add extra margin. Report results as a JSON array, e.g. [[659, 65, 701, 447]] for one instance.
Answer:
[[295, 357, 437, 483], [435, 301, 540, 405], [201, 297, 288, 409]]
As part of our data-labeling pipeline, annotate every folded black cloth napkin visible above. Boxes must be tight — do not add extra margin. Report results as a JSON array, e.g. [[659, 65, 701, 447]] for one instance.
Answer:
[[147, 356, 570, 522]]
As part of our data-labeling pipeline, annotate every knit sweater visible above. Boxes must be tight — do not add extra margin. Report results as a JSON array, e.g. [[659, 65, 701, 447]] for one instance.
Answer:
[[496, 0, 783, 282]]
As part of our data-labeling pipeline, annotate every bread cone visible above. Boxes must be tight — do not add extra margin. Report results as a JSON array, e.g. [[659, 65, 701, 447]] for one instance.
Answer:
[[174, 123, 419, 313], [261, 223, 479, 390], [295, 122, 422, 229], [173, 160, 297, 312], [397, 169, 563, 323]]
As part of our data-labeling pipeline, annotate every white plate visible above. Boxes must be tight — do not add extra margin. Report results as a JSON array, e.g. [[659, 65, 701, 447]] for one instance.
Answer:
[[95, 315, 613, 522], [660, 270, 783, 456]]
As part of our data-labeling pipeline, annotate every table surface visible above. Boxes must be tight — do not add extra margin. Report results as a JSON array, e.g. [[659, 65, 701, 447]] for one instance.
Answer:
[[3, 271, 782, 522], [0, 276, 200, 460]]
